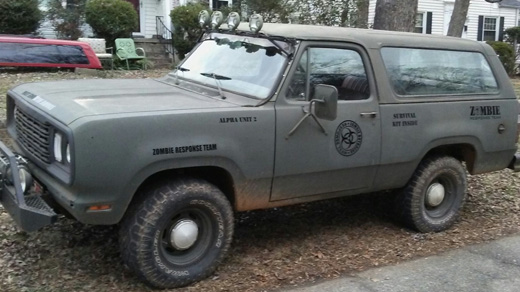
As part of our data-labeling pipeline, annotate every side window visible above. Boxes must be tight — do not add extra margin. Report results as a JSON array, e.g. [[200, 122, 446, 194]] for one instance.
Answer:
[[286, 47, 370, 101], [286, 50, 308, 100], [0, 43, 89, 65], [381, 47, 499, 96]]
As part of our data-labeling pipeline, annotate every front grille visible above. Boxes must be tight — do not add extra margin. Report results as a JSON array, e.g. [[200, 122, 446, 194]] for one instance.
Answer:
[[14, 107, 51, 164]]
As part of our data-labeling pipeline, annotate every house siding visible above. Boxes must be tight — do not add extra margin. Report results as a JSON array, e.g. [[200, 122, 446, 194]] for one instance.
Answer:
[[38, 19, 57, 39], [368, 0, 519, 41], [142, 0, 160, 37], [38, 0, 55, 38], [38, 20, 93, 39], [418, 0, 444, 35]]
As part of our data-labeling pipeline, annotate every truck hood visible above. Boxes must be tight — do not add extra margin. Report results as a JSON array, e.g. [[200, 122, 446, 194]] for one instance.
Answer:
[[10, 78, 243, 125]]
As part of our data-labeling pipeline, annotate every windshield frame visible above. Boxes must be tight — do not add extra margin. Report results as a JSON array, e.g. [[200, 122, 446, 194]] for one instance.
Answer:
[[167, 32, 291, 100]]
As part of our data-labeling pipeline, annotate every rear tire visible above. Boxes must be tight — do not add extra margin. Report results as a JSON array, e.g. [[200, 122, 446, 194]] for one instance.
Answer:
[[396, 156, 467, 232], [119, 178, 234, 288]]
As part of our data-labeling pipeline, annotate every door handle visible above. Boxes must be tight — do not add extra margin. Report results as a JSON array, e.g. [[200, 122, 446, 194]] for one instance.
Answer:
[[360, 112, 377, 118]]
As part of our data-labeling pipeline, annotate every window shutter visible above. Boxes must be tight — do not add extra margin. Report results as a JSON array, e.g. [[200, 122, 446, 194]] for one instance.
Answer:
[[426, 12, 432, 34], [499, 17, 505, 41], [477, 15, 484, 41]]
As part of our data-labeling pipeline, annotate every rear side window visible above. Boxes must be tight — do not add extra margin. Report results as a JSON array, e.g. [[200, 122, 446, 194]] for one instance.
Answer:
[[381, 47, 498, 96], [0, 43, 89, 65]]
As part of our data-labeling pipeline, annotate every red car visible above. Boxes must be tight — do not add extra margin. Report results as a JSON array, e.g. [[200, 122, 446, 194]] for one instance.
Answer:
[[0, 36, 102, 69]]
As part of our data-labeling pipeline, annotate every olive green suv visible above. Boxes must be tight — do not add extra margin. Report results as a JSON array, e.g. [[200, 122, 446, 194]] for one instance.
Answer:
[[1, 13, 519, 288]]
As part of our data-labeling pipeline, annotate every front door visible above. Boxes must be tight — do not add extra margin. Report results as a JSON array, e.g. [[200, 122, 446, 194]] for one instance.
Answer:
[[271, 43, 381, 201], [127, 0, 141, 32]]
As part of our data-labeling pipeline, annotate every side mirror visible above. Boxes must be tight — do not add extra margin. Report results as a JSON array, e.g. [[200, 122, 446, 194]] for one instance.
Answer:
[[286, 84, 338, 138], [313, 84, 338, 121]]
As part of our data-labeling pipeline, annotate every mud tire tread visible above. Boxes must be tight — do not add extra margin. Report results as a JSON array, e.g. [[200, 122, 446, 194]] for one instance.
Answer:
[[396, 156, 467, 233], [119, 177, 234, 288]]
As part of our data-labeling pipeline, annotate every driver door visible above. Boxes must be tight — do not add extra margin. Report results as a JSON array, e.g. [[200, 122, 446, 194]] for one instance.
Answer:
[[271, 43, 381, 201]]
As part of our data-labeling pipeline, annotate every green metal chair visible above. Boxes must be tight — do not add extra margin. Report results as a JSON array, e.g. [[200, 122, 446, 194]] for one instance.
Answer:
[[115, 38, 146, 70]]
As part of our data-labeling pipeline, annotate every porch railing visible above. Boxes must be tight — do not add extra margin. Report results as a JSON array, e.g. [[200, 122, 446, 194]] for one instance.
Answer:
[[156, 16, 175, 56]]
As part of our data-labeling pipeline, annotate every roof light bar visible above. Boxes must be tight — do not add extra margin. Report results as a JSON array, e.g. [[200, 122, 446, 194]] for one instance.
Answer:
[[227, 12, 240, 31], [211, 11, 224, 29], [249, 14, 263, 33], [199, 10, 210, 28]]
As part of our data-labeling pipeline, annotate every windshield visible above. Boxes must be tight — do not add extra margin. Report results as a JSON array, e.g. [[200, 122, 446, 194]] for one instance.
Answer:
[[169, 33, 288, 99]]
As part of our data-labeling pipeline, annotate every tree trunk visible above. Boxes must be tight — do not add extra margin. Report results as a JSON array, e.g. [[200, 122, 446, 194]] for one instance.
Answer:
[[373, 0, 418, 32], [447, 0, 470, 37], [356, 0, 369, 28]]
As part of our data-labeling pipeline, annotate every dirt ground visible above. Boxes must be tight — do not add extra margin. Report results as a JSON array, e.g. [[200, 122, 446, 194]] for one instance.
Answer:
[[0, 70, 519, 292]]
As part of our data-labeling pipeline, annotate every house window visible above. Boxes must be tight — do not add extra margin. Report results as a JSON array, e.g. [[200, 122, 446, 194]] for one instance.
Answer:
[[478, 15, 504, 42], [414, 12, 432, 34], [212, 0, 230, 9], [483, 17, 498, 41], [415, 13, 425, 33]]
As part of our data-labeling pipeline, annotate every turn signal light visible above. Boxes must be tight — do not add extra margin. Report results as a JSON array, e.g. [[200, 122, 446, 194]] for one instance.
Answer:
[[87, 205, 112, 211]]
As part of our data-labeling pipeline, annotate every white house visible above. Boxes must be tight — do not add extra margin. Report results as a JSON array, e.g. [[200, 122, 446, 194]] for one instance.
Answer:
[[38, 0, 233, 39], [368, 0, 520, 41], [128, 0, 233, 38], [39, 0, 520, 43]]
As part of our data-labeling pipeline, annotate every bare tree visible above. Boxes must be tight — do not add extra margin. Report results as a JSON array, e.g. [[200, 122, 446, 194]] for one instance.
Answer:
[[293, 0, 361, 27], [355, 0, 369, 28], [373, 0, 418, 32], [244, 0, 292, 22], [447, 0, 470, 37]]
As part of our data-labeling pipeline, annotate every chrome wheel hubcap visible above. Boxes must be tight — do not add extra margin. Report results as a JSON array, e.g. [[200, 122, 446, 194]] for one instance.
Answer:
[[426, 182, 445, 207], [170, 219, 199, 250]]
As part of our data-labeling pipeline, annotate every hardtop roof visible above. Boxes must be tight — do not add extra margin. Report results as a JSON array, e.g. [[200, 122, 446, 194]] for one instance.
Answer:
[[234, 23, 491, 53]]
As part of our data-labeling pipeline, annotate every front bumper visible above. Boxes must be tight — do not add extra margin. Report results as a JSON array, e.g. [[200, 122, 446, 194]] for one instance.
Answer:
[[508, 153, 520, 172], [0, 142, 57, 232]]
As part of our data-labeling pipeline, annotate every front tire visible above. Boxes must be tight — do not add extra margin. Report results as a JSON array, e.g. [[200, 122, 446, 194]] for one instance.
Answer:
[[396, 156, 467, 233], [119, 178, 234, 288]]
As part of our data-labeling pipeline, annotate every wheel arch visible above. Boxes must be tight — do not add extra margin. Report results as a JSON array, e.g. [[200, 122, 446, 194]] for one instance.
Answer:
[[422, 143, 477, 172], [134, 166, 236, 205], [419, 136, 482, 174], [118, 159, 241, 224]]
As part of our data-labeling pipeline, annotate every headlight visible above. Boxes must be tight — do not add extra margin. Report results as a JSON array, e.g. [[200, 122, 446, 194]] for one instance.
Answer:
[[53, 133, 63, 162], [54, 132, 71, 164]]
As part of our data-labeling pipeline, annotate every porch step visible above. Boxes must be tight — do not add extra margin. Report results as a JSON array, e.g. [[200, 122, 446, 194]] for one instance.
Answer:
[[148, 57, 174, 69], [133, 38, 173, 69]]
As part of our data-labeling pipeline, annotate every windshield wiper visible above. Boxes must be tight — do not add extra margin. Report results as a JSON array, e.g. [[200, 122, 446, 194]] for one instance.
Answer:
[[200, 72, 231, 99], [200, 72, 232, 80], [174, 66, 190, 85]]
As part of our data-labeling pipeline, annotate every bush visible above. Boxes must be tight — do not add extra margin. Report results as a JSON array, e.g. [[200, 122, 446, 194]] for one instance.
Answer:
[[487, 41, 515, 76], [170, 2, 209, 59], [0, 0, 43, 35], [505, 26, 520, 45], [46, 0, 87, 40], [85, 0, 137, 46]]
